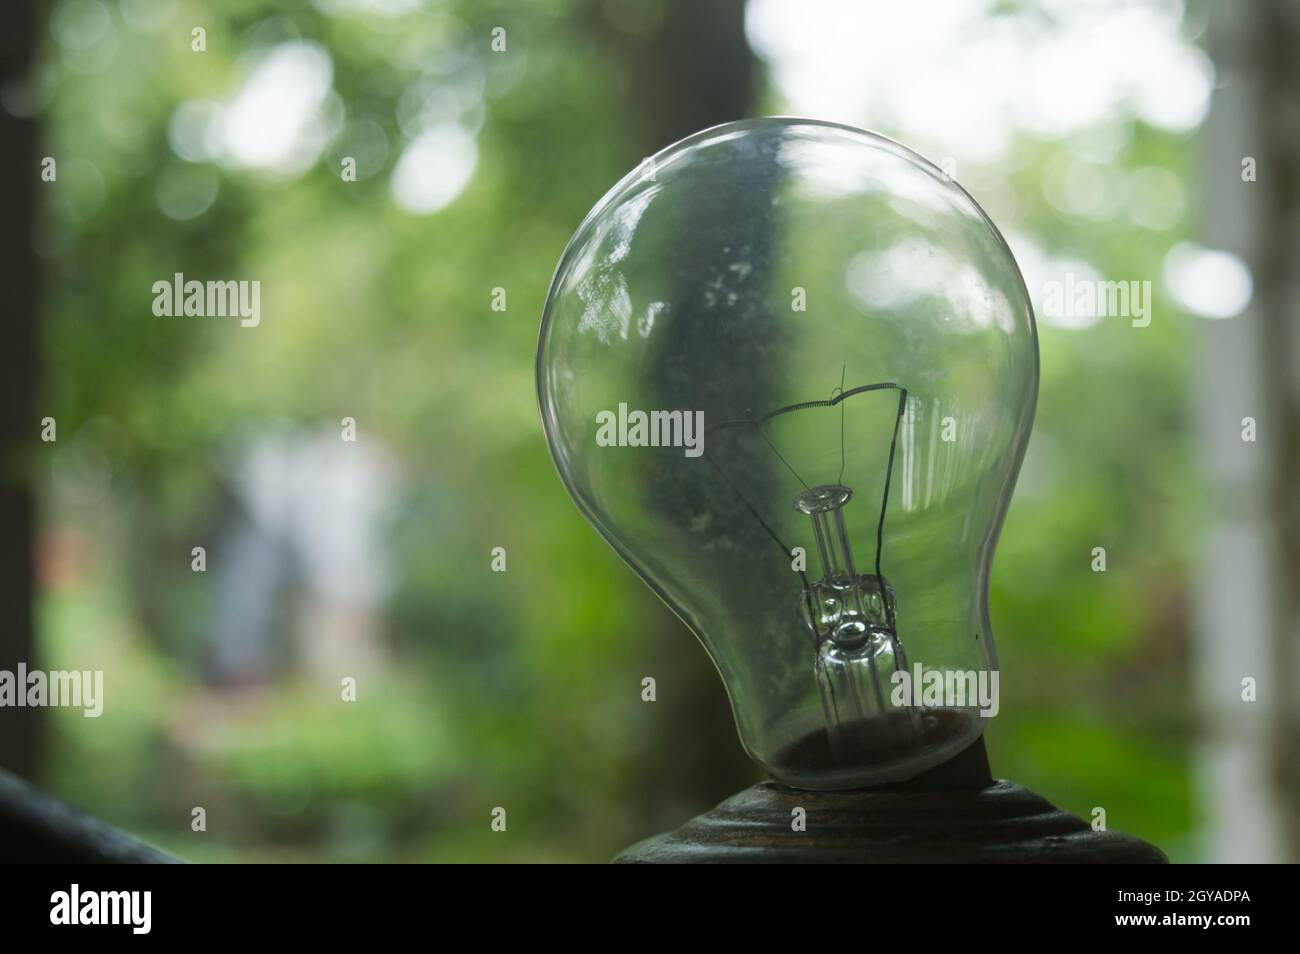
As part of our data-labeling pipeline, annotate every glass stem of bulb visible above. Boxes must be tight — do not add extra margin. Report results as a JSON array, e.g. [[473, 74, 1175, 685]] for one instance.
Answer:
[[809, 506, 858, 589]]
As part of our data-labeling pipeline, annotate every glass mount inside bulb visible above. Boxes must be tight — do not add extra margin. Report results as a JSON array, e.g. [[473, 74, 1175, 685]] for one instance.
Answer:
[[784, 475, 972, 784], [794, 480, 916, 765]]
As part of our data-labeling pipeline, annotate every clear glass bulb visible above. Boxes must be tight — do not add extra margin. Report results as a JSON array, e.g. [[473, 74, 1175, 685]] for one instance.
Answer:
[[537, 118, 1037, 790]]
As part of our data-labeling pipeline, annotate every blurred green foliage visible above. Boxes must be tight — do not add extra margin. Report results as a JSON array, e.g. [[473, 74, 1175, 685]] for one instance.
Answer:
[[31, 0, 1201, 861]]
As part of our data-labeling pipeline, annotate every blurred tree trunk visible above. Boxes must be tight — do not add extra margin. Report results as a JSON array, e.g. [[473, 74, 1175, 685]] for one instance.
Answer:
[[592, 0, 762, 826], [607, 0, 757, 156], [1197, 0, 1300, 862], [0, 2, 40, 779], [1254, 0, 1300, 864]]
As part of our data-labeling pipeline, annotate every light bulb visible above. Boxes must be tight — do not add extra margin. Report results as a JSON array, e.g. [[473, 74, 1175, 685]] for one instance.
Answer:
[[537, 118, 1037, 790]]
